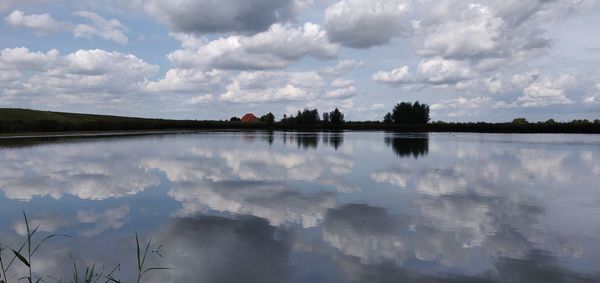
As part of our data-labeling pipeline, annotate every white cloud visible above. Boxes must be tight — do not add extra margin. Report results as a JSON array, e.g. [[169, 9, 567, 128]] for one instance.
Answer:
[[511, 70, 540, 88], [219, 71, 324, 103], [5, 10, 63, 35], [325, 0, 411, 48], [373, 58, 476, 88], [0, 47, 158, 108], [320, 59, 363, 76], [485, 74, 503, 94], [168, 23, 338, 70], [431, 96, 495, 117], [188, 94, 213, 104], [331, 78, 354, 88], [584, 84, 600, 104], [516, 74, 575, 107], [416, 0, 561, 67], [0, 47, 60, 70], [326, 86, 356, 99], [417, 57, 476, 85], [583, 95, 600, 104], [418, 4, 503, 60], [370, 103, 386, 110], [72, 11, 128, 45], [145, 68, 224, 93], [5, 10, 128, 44], [372, 66, 412, 85]]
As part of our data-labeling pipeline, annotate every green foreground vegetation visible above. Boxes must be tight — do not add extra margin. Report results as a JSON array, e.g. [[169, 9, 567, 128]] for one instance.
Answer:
[[1, 105, 599, 134], [0, 212, 168, 283]]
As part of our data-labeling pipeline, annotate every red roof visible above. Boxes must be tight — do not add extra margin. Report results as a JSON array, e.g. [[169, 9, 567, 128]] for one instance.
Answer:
[[241, 113, 259, 122]]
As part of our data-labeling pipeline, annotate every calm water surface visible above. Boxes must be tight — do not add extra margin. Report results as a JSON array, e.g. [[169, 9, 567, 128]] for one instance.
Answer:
[[0, 132, 599, 282]]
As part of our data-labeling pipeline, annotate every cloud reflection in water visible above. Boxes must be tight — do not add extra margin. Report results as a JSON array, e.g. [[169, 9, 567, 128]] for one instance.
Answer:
[[0, 132, 598, 282]]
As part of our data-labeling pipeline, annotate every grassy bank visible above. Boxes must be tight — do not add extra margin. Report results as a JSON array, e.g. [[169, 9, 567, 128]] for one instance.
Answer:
[[1, 108, 599, 134]]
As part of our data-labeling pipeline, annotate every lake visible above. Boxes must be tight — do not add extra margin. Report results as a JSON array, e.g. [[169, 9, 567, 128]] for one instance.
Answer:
[[0, 131, 599, 282]]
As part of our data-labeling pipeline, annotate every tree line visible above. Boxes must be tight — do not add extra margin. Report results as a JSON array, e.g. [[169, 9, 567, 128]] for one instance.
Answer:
[[229, 102, 430, 126], [2, 105, 599, 134]]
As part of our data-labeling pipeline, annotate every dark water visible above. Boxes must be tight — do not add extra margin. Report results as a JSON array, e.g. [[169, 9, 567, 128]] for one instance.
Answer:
[[0, 132, 599, 282]]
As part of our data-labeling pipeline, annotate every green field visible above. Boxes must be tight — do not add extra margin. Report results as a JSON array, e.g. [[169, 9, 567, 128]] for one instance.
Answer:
[[0, 108, 249, 133], [1, 108, 599, 134]]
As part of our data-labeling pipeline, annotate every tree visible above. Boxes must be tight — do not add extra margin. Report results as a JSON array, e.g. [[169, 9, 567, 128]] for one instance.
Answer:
[[512, 118, 528, 125], [386, 101, 430, 124], [322, 112, 330, 123], [329, 108, 344, 126], [230, 117, 241, 122], [383, 113, 393, 124], [260, 112, 275, 124], [281, 108, 320, 125]]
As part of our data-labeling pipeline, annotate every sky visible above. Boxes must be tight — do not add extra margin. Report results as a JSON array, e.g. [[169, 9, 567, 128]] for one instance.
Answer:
[[0, 0, 599, 122]]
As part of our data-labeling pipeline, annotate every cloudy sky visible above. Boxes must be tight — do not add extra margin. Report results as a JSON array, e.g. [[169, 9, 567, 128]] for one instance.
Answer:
[[1, 0, 599, 121]]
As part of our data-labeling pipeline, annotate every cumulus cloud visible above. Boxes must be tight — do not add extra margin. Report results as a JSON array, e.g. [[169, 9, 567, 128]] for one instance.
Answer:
[[418, 4, 502, 59], [583, 95, 600, 104], [373, 57, 475, 88], [219, 71, 324, 103], [516, 74, 575, 107], [5, 10, 128, 44], [417, 57, 476, 85], [0, 47, 60, 70], [372, 66, 412, 85], [431, 96, 495, 117], [325, 0, 412, 48], [0, 47, 158, 108], [72, 11, 128, 44], [168, 23, 338, 70], [583, 83, 600, 104], [325, 86, 356, 99], [320, 59, 364, 76], [325, 78, 357, 99], [415, 0, 573, 66], [5, 10, 64, 35], [144, 0, 297, 34], [366, 0, 593, 110], [144, 68, 224, 93]]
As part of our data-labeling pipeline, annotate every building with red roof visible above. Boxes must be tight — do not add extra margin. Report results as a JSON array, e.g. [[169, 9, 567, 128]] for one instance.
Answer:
[[241, 113, 259, 122]]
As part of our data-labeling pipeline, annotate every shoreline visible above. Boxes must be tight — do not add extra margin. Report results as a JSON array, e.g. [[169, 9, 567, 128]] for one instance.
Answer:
[[0, 126, 599, 140]]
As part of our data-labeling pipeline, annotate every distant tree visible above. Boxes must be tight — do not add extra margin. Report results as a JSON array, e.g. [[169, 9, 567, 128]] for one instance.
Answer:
[[230, 117, 241, 122], [282, 108, 320, 125], [383, 113, 393, 124], [260, 112, 275, 124], [544, 119, 557, 124], [512, 118, 528, 125], [322, 112, 330, 123], [386, 101, 430, 124], [570, 119, 591, 125], [595, 119, 600, 125], [329, 108, 345, 126]]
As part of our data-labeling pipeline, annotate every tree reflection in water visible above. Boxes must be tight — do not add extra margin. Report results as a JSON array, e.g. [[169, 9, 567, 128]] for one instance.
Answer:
[[384, 133, 429, 158]]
